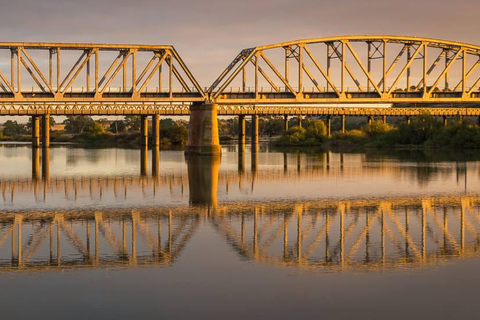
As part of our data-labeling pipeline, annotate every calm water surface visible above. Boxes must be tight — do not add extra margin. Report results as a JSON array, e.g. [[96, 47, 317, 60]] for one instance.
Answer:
[[1, 143, 480, 319]]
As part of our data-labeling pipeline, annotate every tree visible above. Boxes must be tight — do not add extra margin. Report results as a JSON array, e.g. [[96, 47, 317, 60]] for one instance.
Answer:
[[83, 121, 106, 135], [124, 116, 141, 132], [109, 120, 126, 133], [2, 120, 26, 137], [64, 116, 93, 134]]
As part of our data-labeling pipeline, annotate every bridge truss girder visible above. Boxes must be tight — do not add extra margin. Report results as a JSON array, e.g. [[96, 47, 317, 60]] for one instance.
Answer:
[[209, 36, 480, 105], [0, 43, 205, 104]]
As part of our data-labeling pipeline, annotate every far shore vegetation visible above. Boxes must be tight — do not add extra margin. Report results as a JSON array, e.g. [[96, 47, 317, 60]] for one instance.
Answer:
[[2, 113, 480, 150]]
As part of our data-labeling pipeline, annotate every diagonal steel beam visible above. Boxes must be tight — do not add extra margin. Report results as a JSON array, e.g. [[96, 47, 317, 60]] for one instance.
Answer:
[[61, 49, 95, 94], [259, 52, 297, 95], [428, 49, 462, 95], [137, 52, 168, 93], [416, 49, 447, 89], [249, 56, 279, 93], [329, 43, 364, 92], [345, 41, 382, 95], [303, 46, 340, 96], [388, 44, 423, 94], [20, 48, 55, 94], [377, 44, 407, 88]]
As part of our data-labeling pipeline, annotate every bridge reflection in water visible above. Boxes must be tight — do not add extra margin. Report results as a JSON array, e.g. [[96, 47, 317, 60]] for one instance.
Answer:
[[0, 195, 480, 273]]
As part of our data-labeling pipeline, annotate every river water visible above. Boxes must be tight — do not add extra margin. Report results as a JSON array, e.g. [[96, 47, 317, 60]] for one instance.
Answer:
[[0, 143, 480, 319]]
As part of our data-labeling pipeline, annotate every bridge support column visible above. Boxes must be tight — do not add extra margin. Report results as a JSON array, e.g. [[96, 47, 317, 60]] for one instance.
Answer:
[[251, 115, 259, 152], [298, 115, 303, 128], [368, 116, 373, 125], [152, 114, 160, 147], [187, 155, 220, 206], [185, 103, 221, 155], [32, 116, 40, 148], [41, 115, 50, 148], [326, 116, 331, 137], [406, 116, 411, 125], [443, 116, 448, 128], [140, 115, 148, 147], [341, 115, 346, 133], [382, 116, 387, 124], [238, 115, 245, 151], [284, 115, 289, 132]]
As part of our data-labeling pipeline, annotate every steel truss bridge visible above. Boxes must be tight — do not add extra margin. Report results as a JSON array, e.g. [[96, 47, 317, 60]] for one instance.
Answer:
[[1, 36, 480, 116], [0, 194, 480, 272]]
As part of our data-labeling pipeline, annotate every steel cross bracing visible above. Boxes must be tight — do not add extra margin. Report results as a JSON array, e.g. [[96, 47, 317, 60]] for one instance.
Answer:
[[209, 36, 480, 105]]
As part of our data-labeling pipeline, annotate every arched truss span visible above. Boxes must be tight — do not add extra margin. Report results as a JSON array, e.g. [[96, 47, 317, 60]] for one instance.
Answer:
[[209, 36, 480, 104]]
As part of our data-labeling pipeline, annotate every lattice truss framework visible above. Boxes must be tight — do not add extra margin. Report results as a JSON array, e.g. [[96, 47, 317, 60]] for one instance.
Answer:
[[0, 43, 205, 103]]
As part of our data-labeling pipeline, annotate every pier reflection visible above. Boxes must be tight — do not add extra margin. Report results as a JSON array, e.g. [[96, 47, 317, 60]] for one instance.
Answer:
[[186, 155, 220, 206], [1, 195, 480, 273]]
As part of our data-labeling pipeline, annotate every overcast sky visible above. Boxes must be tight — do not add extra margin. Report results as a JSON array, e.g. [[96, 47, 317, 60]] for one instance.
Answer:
[[1, 0, 480, 86]]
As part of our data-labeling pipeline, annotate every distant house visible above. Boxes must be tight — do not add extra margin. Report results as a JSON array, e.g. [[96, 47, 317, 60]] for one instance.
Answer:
[[51, 124, 66, 132]]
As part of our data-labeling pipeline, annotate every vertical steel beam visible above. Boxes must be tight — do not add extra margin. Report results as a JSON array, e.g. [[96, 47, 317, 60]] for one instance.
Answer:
[[10, 49, 14, 91], [445, 51, 449, 90], [86, 57, 90, 92], [443, 115, 448, 127], [123, 53, 127, 92], [341, 42, 345, 94], [298, 45, 303, 95], [423, 44, 428, 98], [242, 66, 246, 92], [17, 47, 21, 93], [462, 49, 466, 96], [383, 41, 387, 94], [169, 53, 173, 99], [367, 42, 372, 92], [255, 53, 259, 100], [341, 115, 346, 133], [49, 49, 53, 87], [407, 46, 411, 91], [132, 50, 137, 93], [32, 148, 40, 180], [284, 47, 289, 84], [382, 115, 387, 124], [298, 115, 303, 128], [95, 49, 99, 93], [57, 48, 60, 93], [284, 115, 289, 131], [327, 45, 331, 92]]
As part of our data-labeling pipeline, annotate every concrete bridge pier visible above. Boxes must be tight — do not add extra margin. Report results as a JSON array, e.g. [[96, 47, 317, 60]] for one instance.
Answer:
[[368, 116, 374, 125], [251, 115, 259, 153], [31, 116, 40, 148], [41, 115, 50, 148], [238, 115, 245, 152], [185, 102, 221, 155]]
